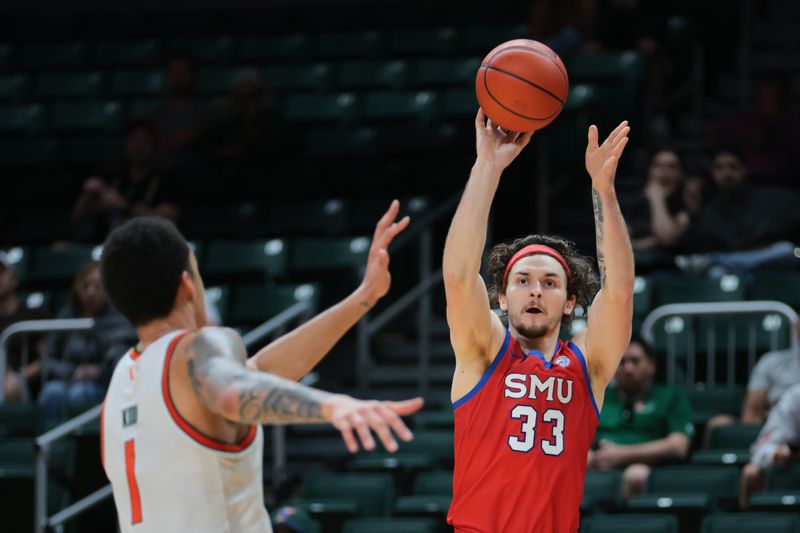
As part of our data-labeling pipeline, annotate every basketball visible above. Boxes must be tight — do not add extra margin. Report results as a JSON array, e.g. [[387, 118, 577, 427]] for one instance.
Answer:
[[475, 39, 569, 133]]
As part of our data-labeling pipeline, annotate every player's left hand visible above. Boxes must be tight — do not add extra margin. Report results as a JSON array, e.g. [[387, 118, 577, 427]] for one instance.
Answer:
[[585, 121, 630, 193], [357, 199, 410, 308]]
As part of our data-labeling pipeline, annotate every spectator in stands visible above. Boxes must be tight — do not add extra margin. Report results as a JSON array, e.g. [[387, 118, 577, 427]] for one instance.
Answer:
[[73, 119, 180, 242], [527, 0, 593, 57], [704, 321, 800, 445], [0, 253, 47, 402], [272, 506, 320, 533], [148, 52, 212, 174], [740, 383, 800, 508], [212, 68, 282, 177], [628, 148, 703, 272], [588, 336, 694, 499], [708, 72, 800, 186], [37, 262, 135, 421], [677, 146, 800, 275]]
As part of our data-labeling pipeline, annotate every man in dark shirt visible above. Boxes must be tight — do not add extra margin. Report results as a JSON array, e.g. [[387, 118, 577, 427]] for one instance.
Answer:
[[679, 147, 800, 274]]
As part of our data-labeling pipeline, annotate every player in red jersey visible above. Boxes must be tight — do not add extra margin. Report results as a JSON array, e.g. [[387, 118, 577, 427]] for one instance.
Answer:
[[443, 110, 634, 533]]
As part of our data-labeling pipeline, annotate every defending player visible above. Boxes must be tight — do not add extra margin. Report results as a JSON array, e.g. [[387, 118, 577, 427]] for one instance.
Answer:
[[101, 201, 423, 532], [444, 110, 634, 532]]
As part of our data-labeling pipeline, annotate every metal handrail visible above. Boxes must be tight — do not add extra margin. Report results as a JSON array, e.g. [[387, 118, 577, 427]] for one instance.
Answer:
[[641, 300, 799, 385], [33, 302, 315, 533], [0, 318, 95, 402]]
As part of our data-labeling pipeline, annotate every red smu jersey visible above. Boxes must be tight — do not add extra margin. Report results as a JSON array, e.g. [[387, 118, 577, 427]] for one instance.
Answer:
[[448, 330, 600, 533]]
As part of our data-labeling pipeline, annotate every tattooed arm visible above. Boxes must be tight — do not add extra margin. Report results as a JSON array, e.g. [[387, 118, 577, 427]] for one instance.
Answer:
[[574, 122, 635, 392], [186, 327, 424, 452], [245, 201, 409, 381]]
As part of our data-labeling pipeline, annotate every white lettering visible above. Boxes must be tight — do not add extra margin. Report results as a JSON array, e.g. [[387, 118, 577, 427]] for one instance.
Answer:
[[556, 378, 573, 404], [529, 375, 555, 401], [504, 373, 527, 399]]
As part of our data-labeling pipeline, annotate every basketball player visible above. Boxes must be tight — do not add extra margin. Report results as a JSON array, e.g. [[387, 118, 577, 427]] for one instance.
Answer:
[[444, 110, 634, 532], [101, 201, 423, 532]]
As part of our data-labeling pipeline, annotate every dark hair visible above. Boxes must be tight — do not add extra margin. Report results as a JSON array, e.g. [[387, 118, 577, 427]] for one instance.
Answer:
[[711, 144, 746, 166], [69, 261, 103, 311], [100, 217, 191, 326], [487, 234, 599, 325], [125, 118, 159, 142], [649, 147, 684, 170], [628, 333, 655, 360]]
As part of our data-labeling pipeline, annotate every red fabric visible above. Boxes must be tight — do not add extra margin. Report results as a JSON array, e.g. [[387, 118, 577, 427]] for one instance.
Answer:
[[448, 332, 598, 533]]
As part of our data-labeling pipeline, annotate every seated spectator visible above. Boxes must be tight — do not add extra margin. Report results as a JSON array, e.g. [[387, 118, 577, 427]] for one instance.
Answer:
[[627, 148, 703, 271], [705, 321, 800, 445], [678, 146, 800, 275], [708, 71, 800, 186], [588, 336, 694, 499], [38, 262, 135, 421], [148, 52, 212, 174], [0, 253, 47, 402], [740, 383, 800, 508], [212, 68, 283, 178], [73, 119, 180, 242], [272, 506, 320, 533]]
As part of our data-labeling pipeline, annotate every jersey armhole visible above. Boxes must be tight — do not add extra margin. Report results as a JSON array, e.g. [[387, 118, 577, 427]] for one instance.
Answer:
[[569, 341, 601, 419], [452, 330, 510, 410]]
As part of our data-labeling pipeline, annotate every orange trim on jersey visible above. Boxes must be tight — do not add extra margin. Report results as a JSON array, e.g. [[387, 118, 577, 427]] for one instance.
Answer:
[[124, 439, 143, 524], [130, 347, 141, 361], [161, 331, 258, 453], [100, 401, 106, 473]]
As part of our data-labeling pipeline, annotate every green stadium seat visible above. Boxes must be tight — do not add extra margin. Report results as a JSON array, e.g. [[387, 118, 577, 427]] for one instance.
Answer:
[[227, 283, 318, 327], [627, 493, 710, 533], [204, 286, 230, 323], [707, 423, 762, 450], [413, 57, 481, 87], [335, 61, 408, 90], [36, 72, 104, 98], [168, 37, 235, 62], [393, 495, 451, 520], [647, 466, 739, 506], [302, 473, 394, 517], [0, 246, 30, 280], [203, 239, 288, 279], [0, 103, 46, 133], [28, 244, 96, 284], [654, 275, 745, 307], [304, 126, 378, 156], [0, 74, 28, 100], [767, 463, 800, 490], [17, 290, 53, 315], [413, 471, 452, 496], [292, 500, 358, 533], [691, 449, 751, 466], [111, 70, 165, 96], [387, 28, 457, 56], [51, 101, 123, 131], [700, 512, 800, 533], [197, 67, 240, 95], [240, 34, 309, 61], [94, 39, 162, 66], [284, 93, 357, 123], [458, 25, 528, 54], [22, 42, 88, 68], [342, 517, 438, 533], [0, 138, 60, 165], [569, 51, 646, 82], [314, 31, 383, 59], [633, 276, 653, 318], [583, 470, 622, 511], [0, 403, 39, 437], [290, 237, 370, 274], [350, 453, 435, 475], [362, 91, 437, 121], [581, 514, 679, 533], [259, 198, 348, 236], [684, 385, 744, 424], [263, 64, 331, 92], [420, 409, 453, 429], [750, 491, 800, 512], [441, 88, 476, 117], [750, 271, 800, 308]]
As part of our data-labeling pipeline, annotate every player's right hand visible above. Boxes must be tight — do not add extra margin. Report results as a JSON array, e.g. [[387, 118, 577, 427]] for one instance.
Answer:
[[474, 108, 533, 171], [321, 395, 424, 453]]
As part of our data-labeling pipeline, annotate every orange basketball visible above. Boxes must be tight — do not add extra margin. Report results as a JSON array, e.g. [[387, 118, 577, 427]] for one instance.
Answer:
[[475, 39, 569, 133]]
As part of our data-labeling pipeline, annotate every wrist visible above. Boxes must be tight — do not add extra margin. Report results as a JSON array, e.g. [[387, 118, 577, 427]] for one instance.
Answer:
[[473, 158, 504, 175], [320, 393, 344, 421], [352, 284, 377, 311]]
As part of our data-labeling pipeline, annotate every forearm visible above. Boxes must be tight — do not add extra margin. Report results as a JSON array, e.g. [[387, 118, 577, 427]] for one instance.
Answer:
[[247, 287, 373, 381], [443, 161, 502, 281], [648, 199, 684, 246], [592, 188, 635, 294], [616, 434, 689, 465]]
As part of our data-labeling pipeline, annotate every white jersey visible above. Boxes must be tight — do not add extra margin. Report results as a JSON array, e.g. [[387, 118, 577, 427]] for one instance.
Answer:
[[102, 330, 271, 533]]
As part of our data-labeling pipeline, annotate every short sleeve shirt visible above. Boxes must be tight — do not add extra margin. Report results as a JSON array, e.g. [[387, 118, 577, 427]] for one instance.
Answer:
[[748, 349, 800, 410], [597, 383, 695, 445]]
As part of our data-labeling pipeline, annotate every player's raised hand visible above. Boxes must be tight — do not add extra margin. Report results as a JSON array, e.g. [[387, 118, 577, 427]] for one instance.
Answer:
[[322, 395, 424, 453], [585, 121, 630, 192], [474, 108, 533, 171], [358, 199, 410, 308]]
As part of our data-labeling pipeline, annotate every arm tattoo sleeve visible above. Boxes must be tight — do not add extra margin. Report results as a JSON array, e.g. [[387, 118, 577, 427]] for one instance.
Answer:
[[186, 329, 330, 425], [591, 189, 607, 286]]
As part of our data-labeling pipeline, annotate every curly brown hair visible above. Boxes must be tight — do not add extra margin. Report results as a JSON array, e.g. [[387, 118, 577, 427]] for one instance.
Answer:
[[487, 234, 599, 325]]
